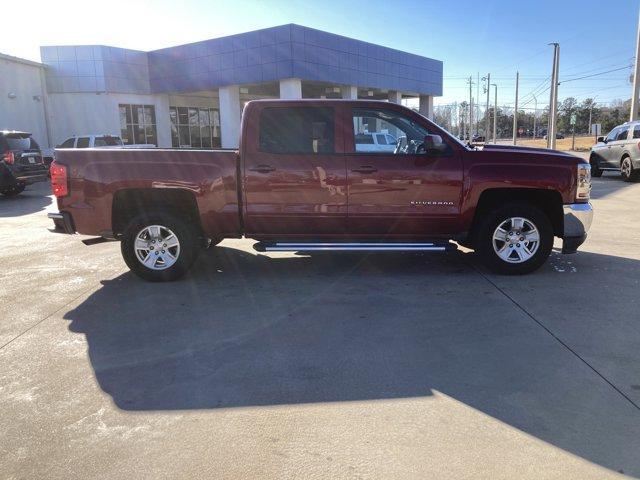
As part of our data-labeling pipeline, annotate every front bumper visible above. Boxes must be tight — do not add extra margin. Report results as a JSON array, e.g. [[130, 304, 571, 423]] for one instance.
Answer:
[[48, 212, 75, 234], [562, 203, 593, 253]]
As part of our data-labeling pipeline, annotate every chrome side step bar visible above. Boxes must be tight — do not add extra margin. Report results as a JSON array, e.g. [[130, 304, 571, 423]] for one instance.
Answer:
[[255, 242, 455, 252]]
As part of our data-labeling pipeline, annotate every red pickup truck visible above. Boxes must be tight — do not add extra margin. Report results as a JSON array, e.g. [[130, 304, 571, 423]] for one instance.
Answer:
[[48, 99, 593, 281]]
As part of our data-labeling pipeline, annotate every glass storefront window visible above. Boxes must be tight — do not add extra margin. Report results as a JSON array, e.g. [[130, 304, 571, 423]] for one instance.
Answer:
[[119, 104, 157, 146], [169, 106, 221, 149]]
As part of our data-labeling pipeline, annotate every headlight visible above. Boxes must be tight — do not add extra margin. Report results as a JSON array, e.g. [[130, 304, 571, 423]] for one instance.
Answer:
[[576, 163, 591, 201]]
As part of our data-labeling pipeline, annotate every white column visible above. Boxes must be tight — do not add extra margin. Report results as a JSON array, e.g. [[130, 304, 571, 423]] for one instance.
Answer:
[[341, 85, 358, 99], [388, 90, 402, 104], [419, 95, 434, 120], [219, 85, 241, 149], [279, 78, 302, 99]]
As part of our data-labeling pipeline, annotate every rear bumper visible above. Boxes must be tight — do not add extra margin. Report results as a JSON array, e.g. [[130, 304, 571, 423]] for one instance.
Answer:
[[562, 202, 593, 253], [48, 212, 75, 234], [0, 168, 48, 187]]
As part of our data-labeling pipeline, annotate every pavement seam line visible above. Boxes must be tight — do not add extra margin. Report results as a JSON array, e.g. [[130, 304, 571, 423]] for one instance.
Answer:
[[470, 262, 640, 412], [0, 282, 101, 352]]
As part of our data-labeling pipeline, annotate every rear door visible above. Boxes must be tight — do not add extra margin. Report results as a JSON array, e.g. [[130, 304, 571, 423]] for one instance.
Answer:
[[345, 105, 463, 237], [242, 103, 348, 237]]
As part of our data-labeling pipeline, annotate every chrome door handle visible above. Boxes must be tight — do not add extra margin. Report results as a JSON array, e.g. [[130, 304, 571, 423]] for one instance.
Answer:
[[249, 165, 276, 173], [351, 165, 378, 173]]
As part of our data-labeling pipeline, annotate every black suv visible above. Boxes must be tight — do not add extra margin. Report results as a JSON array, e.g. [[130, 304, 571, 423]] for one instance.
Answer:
[[0, 131, 49, 196]]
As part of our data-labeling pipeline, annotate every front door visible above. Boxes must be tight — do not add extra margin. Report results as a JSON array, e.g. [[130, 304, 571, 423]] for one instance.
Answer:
[[243, 104, 348, 237], [345, 106, 463, 238]]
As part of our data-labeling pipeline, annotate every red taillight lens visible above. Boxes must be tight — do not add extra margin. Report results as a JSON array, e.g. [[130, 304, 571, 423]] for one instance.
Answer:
[[50, 162, 68, 197], [3, 151, 15, 164]]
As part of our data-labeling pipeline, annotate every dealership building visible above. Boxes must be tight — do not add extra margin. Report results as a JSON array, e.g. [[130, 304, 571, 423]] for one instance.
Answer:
[[0, 24, 442, 149]]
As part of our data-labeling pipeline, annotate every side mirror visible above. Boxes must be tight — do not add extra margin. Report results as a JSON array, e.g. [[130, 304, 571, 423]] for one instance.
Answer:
[[424, 134, 446, 152], [597, 136, 605, 143]]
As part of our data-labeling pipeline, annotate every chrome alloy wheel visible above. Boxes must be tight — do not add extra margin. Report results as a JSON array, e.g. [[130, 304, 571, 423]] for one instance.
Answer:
[[622, 157, 632, 178], [134, 225, 180, 270], [492, 217, 540, 264]]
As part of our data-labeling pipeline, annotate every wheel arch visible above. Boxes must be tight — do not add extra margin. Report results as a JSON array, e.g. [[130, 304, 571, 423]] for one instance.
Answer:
[[466, 188, 563, 247], [112, 188, 203, 237]]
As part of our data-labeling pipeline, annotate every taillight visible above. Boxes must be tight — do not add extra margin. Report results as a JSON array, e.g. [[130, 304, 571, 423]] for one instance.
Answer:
[[50, 162, 68, 197], [3, 151, 14, 164]]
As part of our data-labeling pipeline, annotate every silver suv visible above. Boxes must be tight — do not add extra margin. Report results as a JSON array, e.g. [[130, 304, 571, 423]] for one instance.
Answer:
[[590, 122, 640, 181]]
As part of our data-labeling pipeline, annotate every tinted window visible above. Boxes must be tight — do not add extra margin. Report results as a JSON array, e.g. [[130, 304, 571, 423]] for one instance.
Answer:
[[94, 136, 122, 147], [616, 126, 629, 141], [259, 107, 334, 154], [59, 138, 76, 148], [5, 135, 37, 150], [634, 125, 640, 139], [77, 137, 90, 148]]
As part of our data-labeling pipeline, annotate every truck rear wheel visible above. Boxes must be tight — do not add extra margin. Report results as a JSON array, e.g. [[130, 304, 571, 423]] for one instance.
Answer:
[[121, 212, 199, 282], [475, 203, 553, 275]]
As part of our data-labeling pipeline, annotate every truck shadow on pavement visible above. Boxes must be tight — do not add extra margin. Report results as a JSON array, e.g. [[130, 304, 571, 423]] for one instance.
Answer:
[[0, 184, 52, 217], [64, 246, 640, 477]]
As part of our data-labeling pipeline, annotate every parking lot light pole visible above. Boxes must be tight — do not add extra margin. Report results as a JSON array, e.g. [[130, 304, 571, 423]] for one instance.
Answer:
[[513, 71, 519, 145], [548, 43, 560, 149], [630, 7, 640, 121], [491, 83, 497, 143], [532, 93, 537, 139]]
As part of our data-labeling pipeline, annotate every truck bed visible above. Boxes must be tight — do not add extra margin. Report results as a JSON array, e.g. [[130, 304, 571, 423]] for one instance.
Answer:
[[54, 148, 241, 237]]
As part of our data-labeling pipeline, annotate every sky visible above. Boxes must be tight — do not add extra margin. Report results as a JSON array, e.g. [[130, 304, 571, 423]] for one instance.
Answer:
[[3, 0, 638, 109]]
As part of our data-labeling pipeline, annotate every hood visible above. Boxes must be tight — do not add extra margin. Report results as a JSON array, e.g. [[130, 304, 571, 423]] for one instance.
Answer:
[[480, 144, 576, 156], [477, 144, 585, 166]]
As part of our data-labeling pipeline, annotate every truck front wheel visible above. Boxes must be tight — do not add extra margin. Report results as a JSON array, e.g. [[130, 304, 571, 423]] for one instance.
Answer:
[[475, 203, 553, 275], [121, 212, 199, 282]]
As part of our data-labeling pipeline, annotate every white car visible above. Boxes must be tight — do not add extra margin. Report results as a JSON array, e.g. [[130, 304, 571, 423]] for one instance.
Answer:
[[56, 135, 154, 149], [355, 132, 397, 153]]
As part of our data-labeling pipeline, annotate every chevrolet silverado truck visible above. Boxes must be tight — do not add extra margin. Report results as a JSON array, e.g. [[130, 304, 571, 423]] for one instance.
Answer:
[[48, 99, 593, 281]]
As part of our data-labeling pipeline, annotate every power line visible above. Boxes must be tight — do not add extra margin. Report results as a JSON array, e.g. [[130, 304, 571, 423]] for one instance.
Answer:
[[559, 65, 632, 84]]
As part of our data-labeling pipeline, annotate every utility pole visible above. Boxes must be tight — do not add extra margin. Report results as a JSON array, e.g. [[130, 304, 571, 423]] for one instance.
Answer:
[[491, 83, 497, 143], [548, 42, 560, 149], [630, 7, 640, 121], [513, 71, 519, 145], [483, 73, 491, 140], [477, 72, 480, 136], [532, 93, 537, 139], [467, 76, 474, 141], [588, 96, 597, 134]]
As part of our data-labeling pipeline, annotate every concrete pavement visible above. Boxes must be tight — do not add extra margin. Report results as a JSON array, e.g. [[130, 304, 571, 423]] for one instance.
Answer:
[[1, 178, 639, 479]]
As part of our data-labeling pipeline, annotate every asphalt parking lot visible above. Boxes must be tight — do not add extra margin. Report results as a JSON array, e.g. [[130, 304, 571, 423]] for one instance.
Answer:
[[1, 172, 640, 479]]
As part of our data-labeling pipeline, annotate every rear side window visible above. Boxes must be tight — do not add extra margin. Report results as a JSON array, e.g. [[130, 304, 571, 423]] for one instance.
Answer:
[[77, 137, 90, 148], [616, 126, 629, 141], [94, 136, 122, 147], [259, 107, 334, 154], [59, 138, 76, 148], [633, 125, 640, 139]]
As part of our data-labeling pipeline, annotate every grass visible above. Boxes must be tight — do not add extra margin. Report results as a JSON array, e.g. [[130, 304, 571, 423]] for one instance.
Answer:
[[494, 135, 597, 152]]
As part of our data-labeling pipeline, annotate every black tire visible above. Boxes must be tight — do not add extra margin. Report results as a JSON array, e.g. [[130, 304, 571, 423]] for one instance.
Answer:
[[475, 203, 554, 275], [1, 184, 26, 196], [121, 211, 200, 282], [620, 155, 639, 182], [590, 154, 603, 177]]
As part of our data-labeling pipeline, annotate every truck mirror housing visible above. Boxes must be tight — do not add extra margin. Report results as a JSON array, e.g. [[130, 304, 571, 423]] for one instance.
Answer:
[[424, 134, 446, 152], [597, 136, 605, 143]]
